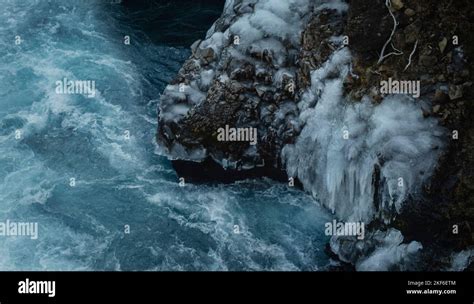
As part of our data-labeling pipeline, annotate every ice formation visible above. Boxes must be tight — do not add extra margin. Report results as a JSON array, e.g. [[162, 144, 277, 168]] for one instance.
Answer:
[[282, 48, 445, 223], [280, 45, 445, 270]]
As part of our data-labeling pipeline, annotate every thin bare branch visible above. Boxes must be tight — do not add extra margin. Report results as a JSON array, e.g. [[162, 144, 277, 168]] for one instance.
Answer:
[[403, 40, 418, 71], [378, 0, 401, 64]]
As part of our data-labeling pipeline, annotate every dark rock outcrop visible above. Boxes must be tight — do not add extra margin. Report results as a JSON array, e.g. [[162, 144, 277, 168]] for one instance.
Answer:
[[156, 1, 347, 180]]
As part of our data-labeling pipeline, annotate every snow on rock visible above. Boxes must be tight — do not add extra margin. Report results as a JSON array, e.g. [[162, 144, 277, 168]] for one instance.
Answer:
[[448, 247, 474, 271], [157, 0, 346, 165], [355, 229, 423, 271], [328, 228, 423, 271]]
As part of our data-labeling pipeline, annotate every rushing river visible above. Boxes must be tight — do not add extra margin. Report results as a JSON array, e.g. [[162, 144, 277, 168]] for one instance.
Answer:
[[0, 0, 332, 271]]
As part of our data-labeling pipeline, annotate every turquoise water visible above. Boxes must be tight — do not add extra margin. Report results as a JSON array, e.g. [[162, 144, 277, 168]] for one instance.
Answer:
[[0, 0, 331, 270]]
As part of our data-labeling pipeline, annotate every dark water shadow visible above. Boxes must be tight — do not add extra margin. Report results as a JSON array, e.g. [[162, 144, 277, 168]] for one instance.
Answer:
[[119, 0, 225, 47]]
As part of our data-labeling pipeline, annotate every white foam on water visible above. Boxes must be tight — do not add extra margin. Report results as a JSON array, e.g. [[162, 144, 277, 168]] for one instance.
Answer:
[[145, 179, 331, 271], [0, 0, 150, 270]]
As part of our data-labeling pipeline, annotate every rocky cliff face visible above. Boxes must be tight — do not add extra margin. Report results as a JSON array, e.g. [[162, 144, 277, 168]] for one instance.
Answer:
[[342, 0, 474, 270], [157, 0, 474, 270]]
